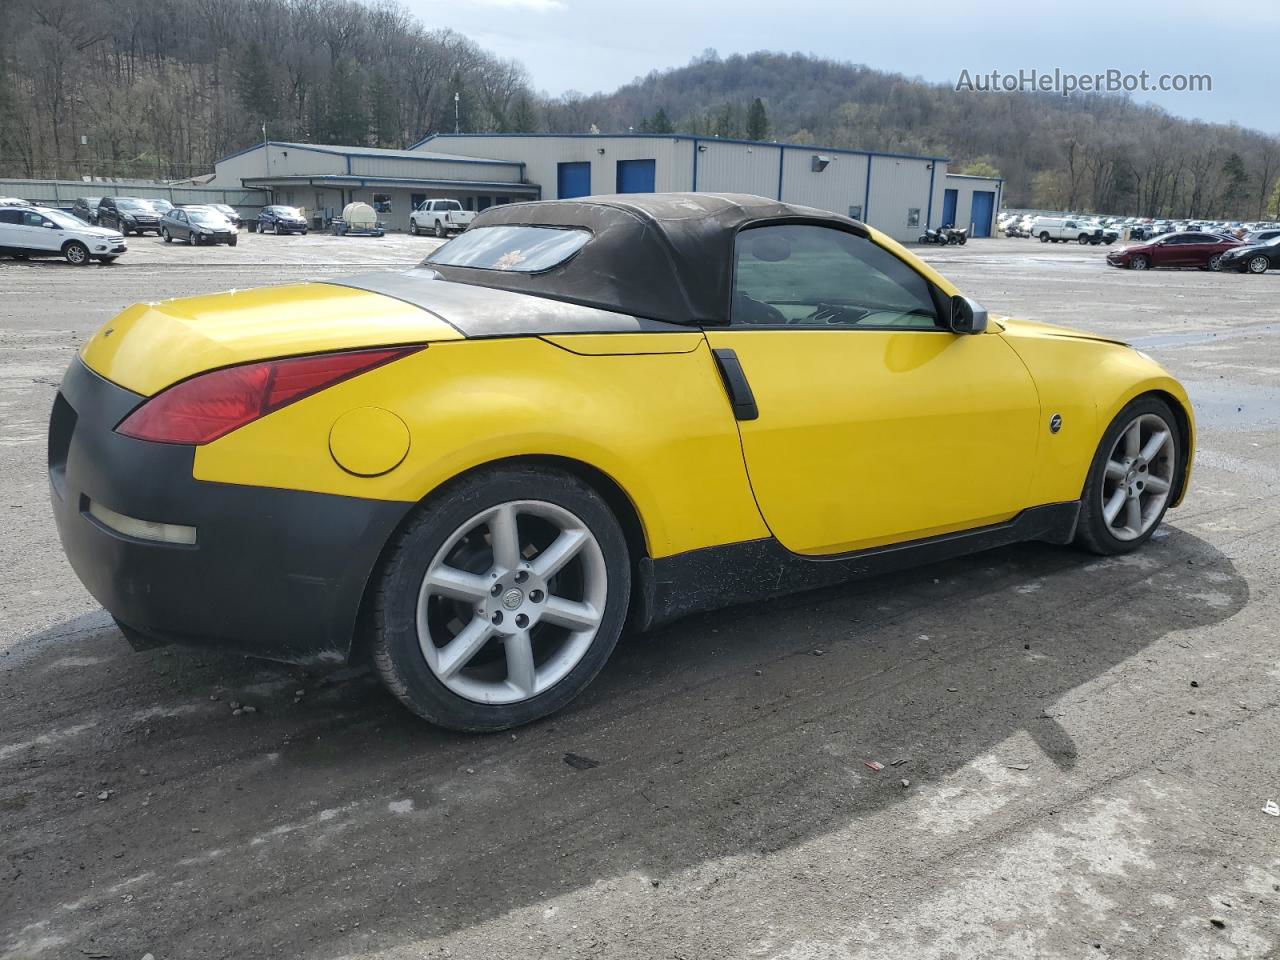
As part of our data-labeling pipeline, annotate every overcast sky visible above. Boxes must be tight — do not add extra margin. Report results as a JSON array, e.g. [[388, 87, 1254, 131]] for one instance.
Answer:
[[404, 0, 1275, 134]]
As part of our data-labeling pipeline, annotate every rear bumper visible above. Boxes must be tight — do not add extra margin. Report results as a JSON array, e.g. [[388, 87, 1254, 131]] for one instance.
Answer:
[[49, 360, 410, 663]]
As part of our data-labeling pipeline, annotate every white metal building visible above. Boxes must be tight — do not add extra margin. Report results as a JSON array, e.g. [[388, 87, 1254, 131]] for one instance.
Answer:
[[203, 141, 538, 232], [202, 135, 987, 243], [939, 173, 1004, 238], [419, 133, 953, 243]]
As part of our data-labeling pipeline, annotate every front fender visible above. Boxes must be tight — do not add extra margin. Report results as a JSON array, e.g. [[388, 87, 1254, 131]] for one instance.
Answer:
[[193, 335, 768, 558], [1001, 328, 1195, 507]]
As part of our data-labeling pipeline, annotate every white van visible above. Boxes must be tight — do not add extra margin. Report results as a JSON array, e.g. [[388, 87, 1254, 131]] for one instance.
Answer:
[[0, 204, 127, 264], [1029, 216, 1102, 244]]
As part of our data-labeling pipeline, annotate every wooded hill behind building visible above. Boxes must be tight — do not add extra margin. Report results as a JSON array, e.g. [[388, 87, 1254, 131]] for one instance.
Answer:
[[3, 0, 1278, 218]]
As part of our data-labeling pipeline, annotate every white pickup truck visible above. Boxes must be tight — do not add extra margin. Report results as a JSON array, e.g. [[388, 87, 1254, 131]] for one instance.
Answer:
[[410, 199, 475, 238]]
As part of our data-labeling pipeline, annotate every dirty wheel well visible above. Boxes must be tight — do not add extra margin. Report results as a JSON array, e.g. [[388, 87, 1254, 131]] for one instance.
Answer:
[[348, 455, 649, 664]]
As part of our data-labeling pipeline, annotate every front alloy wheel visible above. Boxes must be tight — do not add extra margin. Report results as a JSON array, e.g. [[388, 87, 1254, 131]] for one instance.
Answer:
[[372, 466, 630, 731], [1076, 398, 1180, 554], [1130, 255, 1150, 270]]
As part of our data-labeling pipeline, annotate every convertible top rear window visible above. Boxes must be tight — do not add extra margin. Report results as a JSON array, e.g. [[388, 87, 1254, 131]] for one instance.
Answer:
[[425, 225, 590, 273]]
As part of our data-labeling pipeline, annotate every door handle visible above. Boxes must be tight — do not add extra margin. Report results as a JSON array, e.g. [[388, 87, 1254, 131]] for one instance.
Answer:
[[712, 348, 759, 421]]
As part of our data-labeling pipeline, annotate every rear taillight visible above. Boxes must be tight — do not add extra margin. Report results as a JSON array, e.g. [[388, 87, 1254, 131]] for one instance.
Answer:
[[116, 346, 421, 445]]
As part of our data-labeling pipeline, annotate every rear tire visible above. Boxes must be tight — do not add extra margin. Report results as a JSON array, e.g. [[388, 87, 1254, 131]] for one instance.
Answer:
[[434, 220, 446, 238], [228, 235, 238, 247], [371, 465, 631, 732], [1247, 255, 1269, 274], [1207, 254, 1223, 271], [1075, 396, 1181, 556], [1040, 232, 1050, 243]]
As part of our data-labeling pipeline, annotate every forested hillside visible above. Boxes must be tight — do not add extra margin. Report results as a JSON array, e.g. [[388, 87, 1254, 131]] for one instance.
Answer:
[[556, 51, 1280, 219], [3, 1, 1278, 218], [0, 0, 537, 181]]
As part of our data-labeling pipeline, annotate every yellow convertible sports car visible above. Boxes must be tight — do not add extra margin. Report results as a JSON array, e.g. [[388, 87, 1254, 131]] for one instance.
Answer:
[[50, 193, 1193, 731]]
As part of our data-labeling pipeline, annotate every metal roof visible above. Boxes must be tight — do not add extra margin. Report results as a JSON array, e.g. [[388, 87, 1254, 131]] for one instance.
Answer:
[[216, 140, 522, 167]]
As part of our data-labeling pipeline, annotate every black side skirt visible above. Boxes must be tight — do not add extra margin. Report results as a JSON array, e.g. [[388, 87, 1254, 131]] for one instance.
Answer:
[[636, 502, 1080, 630]]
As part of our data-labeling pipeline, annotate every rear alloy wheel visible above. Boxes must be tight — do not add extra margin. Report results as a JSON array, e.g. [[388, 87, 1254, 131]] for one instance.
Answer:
[[1130, 255, 1150, 270], [1247, 255, 1269, 274], [1076, 398, 1180, 554], [63, 241, 90, 265], [372, 466, 630, 731], [1208, 254, 1224, 271], [434, 220, 447, 238]]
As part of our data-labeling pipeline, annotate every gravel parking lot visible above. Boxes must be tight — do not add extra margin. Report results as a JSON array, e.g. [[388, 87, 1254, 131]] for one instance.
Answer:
[[2, 235, 1278, 959]]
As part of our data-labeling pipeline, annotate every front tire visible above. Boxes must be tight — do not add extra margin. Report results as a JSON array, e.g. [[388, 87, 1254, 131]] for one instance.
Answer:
[[1130, 255, 1150, 270], [372, 466, 631, 732], [1075, 396, 1181, 555], [162, 228, 172, 243], [63, 241, 89, 265], [410, 220, 420, 236], [1040, 232, 1051, 243]]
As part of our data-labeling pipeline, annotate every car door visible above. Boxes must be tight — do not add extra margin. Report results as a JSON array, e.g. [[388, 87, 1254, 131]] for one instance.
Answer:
[[1150, 234, 1185, 267], [0, 208, 23, 250], [18, 210, 62, 252], [702, 223, 1041, 556], [173, 210, 189, 240]]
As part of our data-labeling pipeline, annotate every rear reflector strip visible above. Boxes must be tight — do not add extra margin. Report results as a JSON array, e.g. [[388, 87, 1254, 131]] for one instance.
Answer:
[[86, 499, 197, 546]]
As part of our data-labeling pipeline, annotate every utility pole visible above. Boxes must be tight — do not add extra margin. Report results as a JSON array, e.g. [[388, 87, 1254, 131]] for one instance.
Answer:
[[454, 92, 460, 134]]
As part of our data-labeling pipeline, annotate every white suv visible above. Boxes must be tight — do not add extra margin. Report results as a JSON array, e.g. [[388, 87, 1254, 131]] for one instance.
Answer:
[[410, 199, 475, 238], [0, 204, 127, 264]]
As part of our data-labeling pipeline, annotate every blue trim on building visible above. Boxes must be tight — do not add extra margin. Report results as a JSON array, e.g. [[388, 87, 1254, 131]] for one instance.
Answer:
[[925, 162, 936, 231], [414, 132, 950, 164], [863, 157, 873, 223], [691, 139, 699, 191], [776, 146, 785, 201], [241, 175, 538, 191]]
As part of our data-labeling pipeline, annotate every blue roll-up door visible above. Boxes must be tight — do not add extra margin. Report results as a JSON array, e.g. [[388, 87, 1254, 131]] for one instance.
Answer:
[[557, 162, 591, 199], [942, 189, 958, 228], [971, 191, 995, 237], [616, 159, 656, 194]]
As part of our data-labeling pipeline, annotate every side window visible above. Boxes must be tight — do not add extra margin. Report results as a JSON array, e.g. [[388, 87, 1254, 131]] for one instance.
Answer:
[[22, 212, 46, 227], [0, 209, 23, 225], [732, 224, 940, 330]]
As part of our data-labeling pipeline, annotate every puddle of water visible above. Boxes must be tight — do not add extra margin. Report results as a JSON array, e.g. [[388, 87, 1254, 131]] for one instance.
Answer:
[[1181, 379, 1280, 430], [1130, 322, 1280, 350]]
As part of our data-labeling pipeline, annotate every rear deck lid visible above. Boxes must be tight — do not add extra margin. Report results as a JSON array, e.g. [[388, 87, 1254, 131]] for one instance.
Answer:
[[80, 282, 463, 396]]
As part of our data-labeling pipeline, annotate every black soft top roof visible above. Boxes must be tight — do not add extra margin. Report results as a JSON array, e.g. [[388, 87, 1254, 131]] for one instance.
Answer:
[[420, 193, 868, 325]]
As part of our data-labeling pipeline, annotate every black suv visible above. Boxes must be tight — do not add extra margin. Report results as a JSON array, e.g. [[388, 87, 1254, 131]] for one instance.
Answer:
[[97, 197, 162, 236], [71, 196, 102, 224]]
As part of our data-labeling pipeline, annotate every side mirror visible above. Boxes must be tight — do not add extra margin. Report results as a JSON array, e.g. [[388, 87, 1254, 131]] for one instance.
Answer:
[[948, 295, 988, 335], [43, 221, 59, 229]]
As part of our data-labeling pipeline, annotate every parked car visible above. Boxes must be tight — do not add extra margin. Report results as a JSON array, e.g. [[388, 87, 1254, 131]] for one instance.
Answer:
[[1030, 216, 1102, 244], [1106, 231, 1243, 271], [1243, 228, 1280, 245], [0, 196, 30, 206], [0, 204, 126, 264], [148, 198, 174, 216], [410, 198, 475, 237], [160, 206, 238, 246], [51, 192, 1194, 731], [97, 196, 163, 236], [71, 196, 102, 224], [1219, 235, 1280, 274], [256, 204, 308, 234], [209, 203, 242, 229]]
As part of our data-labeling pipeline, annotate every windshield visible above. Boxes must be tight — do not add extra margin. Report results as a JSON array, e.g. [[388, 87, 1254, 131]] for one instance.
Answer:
[[1266, 236, 1280, 247], [188, 210, 229, 226], [212, 204, 235, 215], [271, 206, 302, 218], [116, 198, 152, 211], [424, 225, 591, 272], [42, 209, 87, 229]]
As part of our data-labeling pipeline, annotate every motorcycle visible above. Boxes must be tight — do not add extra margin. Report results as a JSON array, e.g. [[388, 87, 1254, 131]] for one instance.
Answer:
[[918, 227, 947, 244]]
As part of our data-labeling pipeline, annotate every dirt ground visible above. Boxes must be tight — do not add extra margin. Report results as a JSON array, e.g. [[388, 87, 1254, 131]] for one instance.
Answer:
[[1, 233, 1278, 960]]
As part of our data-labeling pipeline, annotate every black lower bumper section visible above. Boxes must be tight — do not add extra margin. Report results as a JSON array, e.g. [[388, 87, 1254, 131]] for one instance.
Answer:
[[50, 360, 411, 664], [638, 502, 1080, 630]]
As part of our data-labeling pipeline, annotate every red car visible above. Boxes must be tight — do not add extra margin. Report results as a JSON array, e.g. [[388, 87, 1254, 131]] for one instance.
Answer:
[[1107, 231, 1242, 271]]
